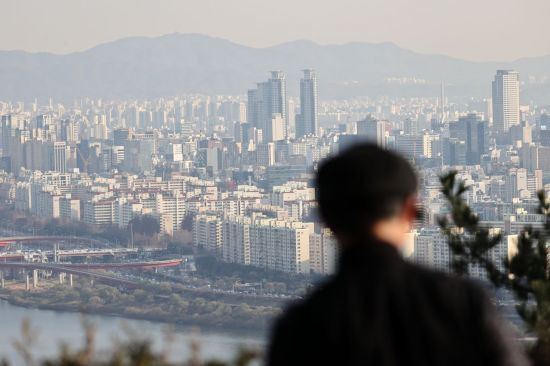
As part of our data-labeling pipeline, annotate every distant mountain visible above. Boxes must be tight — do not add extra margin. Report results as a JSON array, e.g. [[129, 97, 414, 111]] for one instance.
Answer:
[[0, 33, 549, 103]]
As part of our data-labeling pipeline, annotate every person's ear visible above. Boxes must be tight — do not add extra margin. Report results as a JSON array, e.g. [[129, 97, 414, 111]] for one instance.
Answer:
[[402, 195, 419, 223]]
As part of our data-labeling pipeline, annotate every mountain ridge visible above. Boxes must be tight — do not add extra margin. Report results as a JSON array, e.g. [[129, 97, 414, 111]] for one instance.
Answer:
[[0, 33, 549, 102]]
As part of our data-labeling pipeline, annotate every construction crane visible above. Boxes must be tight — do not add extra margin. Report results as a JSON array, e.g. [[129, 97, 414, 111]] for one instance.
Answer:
[[76, 141, 89, 174]]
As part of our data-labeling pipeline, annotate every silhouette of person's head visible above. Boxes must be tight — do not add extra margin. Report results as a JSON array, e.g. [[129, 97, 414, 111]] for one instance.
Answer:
[[316, 142, 418, 246]]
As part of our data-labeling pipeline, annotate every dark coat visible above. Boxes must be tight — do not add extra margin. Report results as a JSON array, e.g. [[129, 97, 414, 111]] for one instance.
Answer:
[[267, 240, 528, 366]]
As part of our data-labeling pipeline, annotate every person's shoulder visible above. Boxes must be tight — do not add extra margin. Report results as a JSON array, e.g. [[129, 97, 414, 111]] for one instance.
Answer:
[[272, 277, 339, 332], [404, 261, 488, 303]]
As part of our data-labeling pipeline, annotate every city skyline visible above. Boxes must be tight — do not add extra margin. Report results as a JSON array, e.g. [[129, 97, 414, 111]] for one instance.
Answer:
[[1, 1, 549, 362], [1, 66, 548, 276], [1, 63, 549, 361]]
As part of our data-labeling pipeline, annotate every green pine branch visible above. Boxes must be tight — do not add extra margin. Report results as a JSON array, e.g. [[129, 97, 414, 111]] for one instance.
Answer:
[[439, 170, 550, 365]]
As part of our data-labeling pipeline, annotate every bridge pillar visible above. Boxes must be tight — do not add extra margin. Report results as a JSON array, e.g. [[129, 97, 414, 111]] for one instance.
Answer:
[[54, 243, 59, 263], [69, 274, 73, 287], [25, 274, 30, 291], [1, 271, 4, 288], [32, 269, 38, 288], [58, 272, 65, 284]]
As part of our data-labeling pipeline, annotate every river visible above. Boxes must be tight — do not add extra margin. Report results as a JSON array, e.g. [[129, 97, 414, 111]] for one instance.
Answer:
[[0, 301, 266, 364]]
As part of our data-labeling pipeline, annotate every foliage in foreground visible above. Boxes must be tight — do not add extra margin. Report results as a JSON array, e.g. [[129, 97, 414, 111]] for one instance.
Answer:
[[2, 319, 260, 366], [439, 171, 550, 365]]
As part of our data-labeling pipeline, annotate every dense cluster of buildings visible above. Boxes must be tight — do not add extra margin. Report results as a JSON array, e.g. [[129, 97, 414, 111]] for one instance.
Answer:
[[0, 69, 548, 275]]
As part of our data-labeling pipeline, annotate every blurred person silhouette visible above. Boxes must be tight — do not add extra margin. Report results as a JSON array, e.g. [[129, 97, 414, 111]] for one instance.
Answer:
[[267, 143, 528, 366]]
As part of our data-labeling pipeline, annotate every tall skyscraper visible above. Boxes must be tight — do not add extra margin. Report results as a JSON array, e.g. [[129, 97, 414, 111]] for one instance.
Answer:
[[48, 141, 68, 173], [267, 71, 287, 125], [439, 81, 447, 124], [1, 114, 13, 158], [463, 114, 488, 165], [247, 89, 261, 129], [247, 71, 288, 142], [76, 140, 91, 173], [448, 114, 488, 165], [541, 114, 550, 147], [492, 70, 520, 133], [297, 69, 318, 138], [113, 128, 130, 146], [287, 98, 296, 138], [356, 116, 386, 147]]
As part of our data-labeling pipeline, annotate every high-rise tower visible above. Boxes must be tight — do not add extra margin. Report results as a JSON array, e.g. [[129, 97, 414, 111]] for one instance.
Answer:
[[492, 70, 520, 133], [267, 71, 287, 125], [247, 71, 288, 142], [48, 141, 67, 173], [297, 69, 318, 138]]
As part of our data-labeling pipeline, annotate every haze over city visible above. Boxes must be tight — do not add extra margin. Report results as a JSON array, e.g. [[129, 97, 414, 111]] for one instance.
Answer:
[[0, 1, 549, 365], [2, 0, 550, 61]]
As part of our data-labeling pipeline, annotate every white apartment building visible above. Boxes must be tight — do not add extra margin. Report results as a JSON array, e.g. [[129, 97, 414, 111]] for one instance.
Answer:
[[115, 199, 144, 228], [202, 198, 256, 217], [156, 194, 186, 233], [256, 142, 275, 166], [83, 199, 116, 226], [309, 228, 338, 275], [249, 217, 313, 274], [193, 214, 222, 254], [15, 181, 32, 211], [270, 181, 314, 207], [222, 215, 252, 265], [59, 196, 80, 220], [193, 213, 314, 274], [395, 134, 431, 158], [413, 225, 525, 278], [413, 228, 451, 272]]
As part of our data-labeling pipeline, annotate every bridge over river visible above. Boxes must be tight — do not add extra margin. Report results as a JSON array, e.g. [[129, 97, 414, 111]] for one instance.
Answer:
[[0, 259, 183, 288], [0, 235, 108, 247]]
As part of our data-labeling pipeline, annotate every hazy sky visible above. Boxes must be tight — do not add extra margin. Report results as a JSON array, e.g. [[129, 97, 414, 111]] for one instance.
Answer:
[[3, 0, 549, 61]]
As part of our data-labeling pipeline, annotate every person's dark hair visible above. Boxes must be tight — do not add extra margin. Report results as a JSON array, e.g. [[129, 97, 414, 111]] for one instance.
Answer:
[[316, 142, 418, 238]]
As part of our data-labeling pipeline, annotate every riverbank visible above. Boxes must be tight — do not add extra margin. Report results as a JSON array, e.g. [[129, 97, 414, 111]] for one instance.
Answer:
[[0, 293, 268, 336], [0, 282, 278, 335], [0, 299, 265, 365]]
